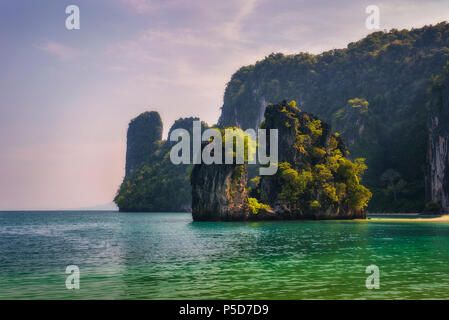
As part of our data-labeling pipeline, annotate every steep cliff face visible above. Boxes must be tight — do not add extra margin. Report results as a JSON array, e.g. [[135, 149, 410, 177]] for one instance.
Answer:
[[426, 67, 449, 213], [191, 100, 371, 221], [191, 161, 250, 221], [125, 111, 163, 176], [331, 98, 372, 147]]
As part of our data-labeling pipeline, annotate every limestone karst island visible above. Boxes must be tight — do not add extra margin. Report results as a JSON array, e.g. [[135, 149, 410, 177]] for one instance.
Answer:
[[115, 23, 449, 219]]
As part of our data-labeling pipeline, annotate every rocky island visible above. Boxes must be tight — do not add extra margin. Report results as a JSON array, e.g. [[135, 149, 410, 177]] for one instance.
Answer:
[[115, 113, 208, 212], [191, 100, 372, 221], [115, 24, 449, 214]]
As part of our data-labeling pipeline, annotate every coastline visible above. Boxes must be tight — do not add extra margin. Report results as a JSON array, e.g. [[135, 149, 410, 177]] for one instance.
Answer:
[[367, 214, 449, 222]]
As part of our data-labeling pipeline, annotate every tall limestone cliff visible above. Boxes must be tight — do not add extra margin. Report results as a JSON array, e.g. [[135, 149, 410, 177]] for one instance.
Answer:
[[125, 111, 163, 176], [115, 114, 208, 212], [191, 160, 250, 221], [426, 65, 449, 213], [191, 100, 371, 221]]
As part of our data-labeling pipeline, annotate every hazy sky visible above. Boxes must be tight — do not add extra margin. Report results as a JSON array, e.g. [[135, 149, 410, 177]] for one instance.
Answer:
[[1, 0, 448, 210]]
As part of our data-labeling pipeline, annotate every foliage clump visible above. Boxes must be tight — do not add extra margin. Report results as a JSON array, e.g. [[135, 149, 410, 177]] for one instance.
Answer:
[[259, 100, 372, 213], [248, 197, 271, 214]]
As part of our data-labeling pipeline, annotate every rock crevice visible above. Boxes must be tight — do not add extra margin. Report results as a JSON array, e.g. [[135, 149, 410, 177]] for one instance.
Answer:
[[426, 69, 449, 213]]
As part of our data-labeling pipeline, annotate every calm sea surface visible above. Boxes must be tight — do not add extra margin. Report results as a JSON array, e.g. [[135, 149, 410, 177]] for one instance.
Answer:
[[0, 211, 448, 299]]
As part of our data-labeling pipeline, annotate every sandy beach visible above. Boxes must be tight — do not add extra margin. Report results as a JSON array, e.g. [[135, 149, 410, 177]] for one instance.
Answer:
[[368, 215, 449, 222]]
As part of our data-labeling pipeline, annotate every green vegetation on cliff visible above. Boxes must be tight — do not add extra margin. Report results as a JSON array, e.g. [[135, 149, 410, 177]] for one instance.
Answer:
[[115, 116, 208, 212], [125, 111, 163, 176], [248, 197, 270, 214], [190, 100, 370, 221], [255, 101, 371, 217], [219, 22, 449, 212]]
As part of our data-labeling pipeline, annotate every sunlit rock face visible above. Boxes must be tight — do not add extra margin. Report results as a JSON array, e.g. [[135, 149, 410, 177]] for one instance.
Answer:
[[191, 159, 250, 221], [427, 71, 449, 213]]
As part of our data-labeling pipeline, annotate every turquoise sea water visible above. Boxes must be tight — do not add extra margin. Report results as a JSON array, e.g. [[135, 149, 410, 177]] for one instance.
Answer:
[[0, 211, 449, 299]]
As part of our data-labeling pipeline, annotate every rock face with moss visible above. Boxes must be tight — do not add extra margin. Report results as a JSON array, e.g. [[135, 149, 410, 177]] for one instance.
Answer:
[[426, 65, 449, 213], [191, 160, 250, 221], [125, 111, 163, 176], [191, 100, 371, 221], [256, 101, 371, 219]]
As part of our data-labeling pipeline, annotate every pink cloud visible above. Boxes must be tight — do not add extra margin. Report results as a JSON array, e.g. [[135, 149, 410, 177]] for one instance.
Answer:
[[36, 41, 81, 61]]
